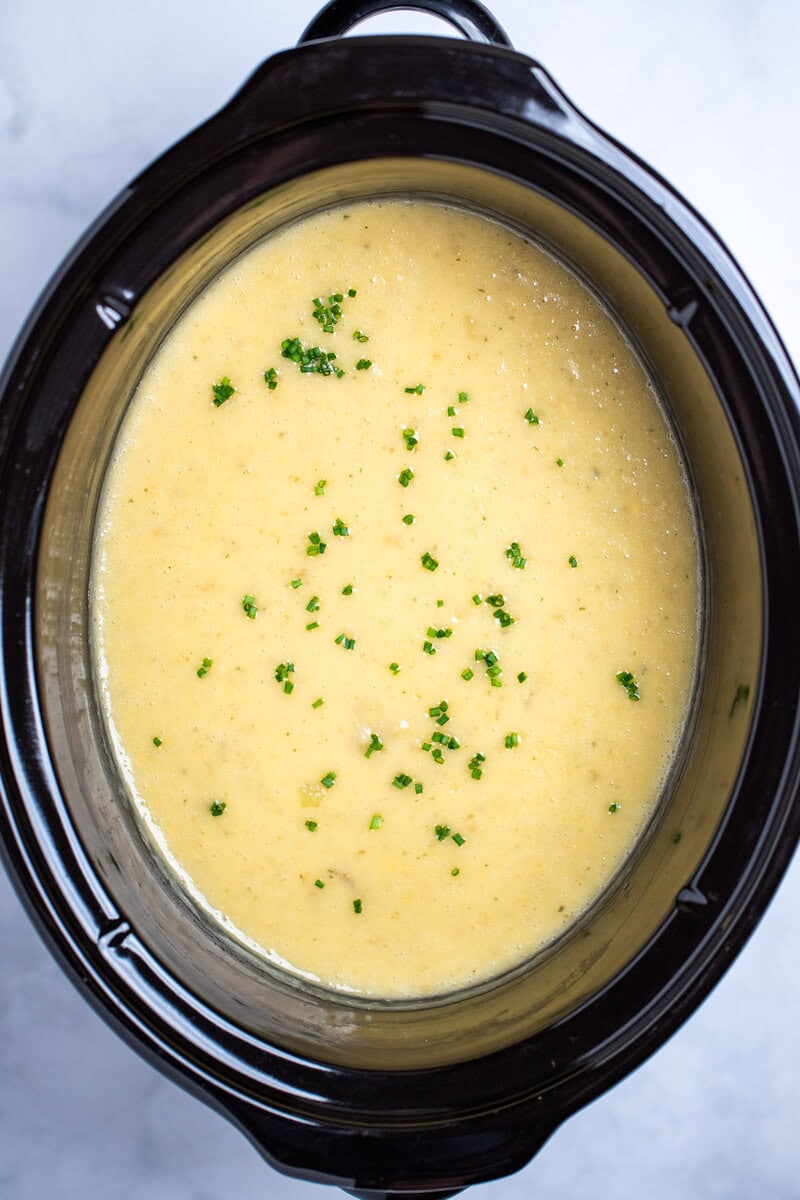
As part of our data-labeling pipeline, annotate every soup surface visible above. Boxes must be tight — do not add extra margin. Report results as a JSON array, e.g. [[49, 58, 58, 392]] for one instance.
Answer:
[[93, 199, 700, 998]]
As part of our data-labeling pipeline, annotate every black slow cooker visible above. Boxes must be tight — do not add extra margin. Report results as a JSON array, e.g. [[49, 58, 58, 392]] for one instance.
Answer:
[[1, 2, 799, 1197]]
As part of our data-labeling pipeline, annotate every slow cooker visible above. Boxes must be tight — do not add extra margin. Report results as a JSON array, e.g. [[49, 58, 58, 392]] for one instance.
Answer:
[[1, 2, 799, 1196]]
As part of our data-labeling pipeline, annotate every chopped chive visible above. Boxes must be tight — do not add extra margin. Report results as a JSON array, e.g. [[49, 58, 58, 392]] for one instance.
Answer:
[[334, 633, 356, 649], [321, 771, 337, 789], [404, 383, 425, 394], [414, 782, 423, 795], [485, 594, 505, 607], [729, 683, 750, 717], [314, 479, 327, 496], [196, 657, 213, 678], [451, 867, 460, 876], [458, 391, 469, 403], [452, 427, 465, 438], [211, 376, 235, 407], [306, 595, 320, 613], [352, 330, 369, 343], [355, 359, 372, 371], [332, 517, 350, 537], [523, 407, 540, 425], [392, 774, 413, 789], [402, 427, 418, 451], [434, 824, 451, 841], [152, 736, 162, 747], [353, 898, 363, 913], [282, 337, 344, 377], [422, 641, 436, 655], [494, 608, 515, 628], [421, 551, 439, 572], [305, 819, 318, 831], [314, 879, 325, 889], [517, 671, 528, 683], [556, 457, 564, 467], [275, 662, 295, 694], [209, 800, 227, 816], [505, 541, 527, 569], [365, 732, 384, 759], [444, 450, 455, 461], [461, 667, 474, 681], [452, 832, 466, 847], [568, 555, 578, 569], [389, 662, 401, 675], [447, 405, 456, 417], [468, 751, 485, 780], [312, 697, 324, 708], [348, 288, 357, 297], [342, 583, 354, 595], [472, 593, 482, 606], [398, 467, 415, 488], [402, 513, 415, 525], [504, 732, 520, 748], [616, 670, 640, 701], [608, 802, 621, 813], [306, 531, 327, 556], [263, 367, 279, 391], [369, 814, 382, 830], [305, 621, 320, 631], [291, 578, 302, 589]]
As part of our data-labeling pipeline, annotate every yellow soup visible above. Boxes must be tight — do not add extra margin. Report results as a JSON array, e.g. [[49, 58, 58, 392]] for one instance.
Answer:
[[92, 199, 700, 999]]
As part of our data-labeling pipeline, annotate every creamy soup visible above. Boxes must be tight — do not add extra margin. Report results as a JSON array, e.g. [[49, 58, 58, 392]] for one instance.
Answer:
[[92, 199, 700, 999]]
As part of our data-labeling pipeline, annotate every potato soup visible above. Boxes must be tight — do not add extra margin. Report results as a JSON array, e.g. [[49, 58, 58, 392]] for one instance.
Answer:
[[92, 199, 700, 998]]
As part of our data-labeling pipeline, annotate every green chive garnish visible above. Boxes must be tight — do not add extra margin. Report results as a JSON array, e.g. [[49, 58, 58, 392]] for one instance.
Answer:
[[321, 771, 337, 789], [314, 479, 327, 496], [211, 376, 235, 407], [355, 359, 372, 371], [398, 467, 415, 488], [421, 551, 439, 572], [365, 732, 384, 759], [389, 662, 401, 675], [369, 814, 382, 830], [307, 531, 327, 556], [196, 657, 213, 678], [263, 367, 279, 391], [305, 819, 318, 831], [209, 800, 227, 816], [404, 383, 424, 394], [568, 555, 578, 569], [332, 518, 350, 537], [353, 898, 363, 913], [616, 670, 640, 701], [152, 736, 162, 747], [312, 698, 324, 709], [504, 732, 520, 748], [402, 513, 415, 525]]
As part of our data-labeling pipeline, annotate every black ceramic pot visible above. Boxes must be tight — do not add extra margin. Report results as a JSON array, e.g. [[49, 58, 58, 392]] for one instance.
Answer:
[[1, 2, 799, 1198]]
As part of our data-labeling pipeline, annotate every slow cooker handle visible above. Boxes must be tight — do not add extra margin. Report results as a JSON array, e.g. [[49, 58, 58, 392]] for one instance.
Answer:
[[298, 0, 513, 47]]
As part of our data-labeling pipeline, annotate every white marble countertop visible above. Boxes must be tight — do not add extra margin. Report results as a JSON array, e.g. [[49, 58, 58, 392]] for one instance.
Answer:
[[1, 2, 798, 1198]]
